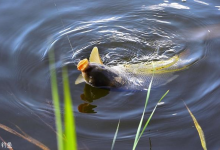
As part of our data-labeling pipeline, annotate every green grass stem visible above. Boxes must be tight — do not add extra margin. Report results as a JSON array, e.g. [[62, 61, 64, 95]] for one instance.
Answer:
[[111, 119, 120, 150], [133, 63, 169, 150], [137, 90, 169, 141], [133, 88, 169, 150], [49, 49, 64, 150], [132, 75, 154, 150], [62, 66, 78, 150], [49, 48, 77, 150]]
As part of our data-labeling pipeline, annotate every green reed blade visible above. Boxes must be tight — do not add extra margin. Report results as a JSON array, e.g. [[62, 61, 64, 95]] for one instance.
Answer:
[[138, 90, 169, 140], [49, 49, 64, 150], [62, 66, 77, 150], [133, 63, 155, 150], [111, 119, 120, 150], [132, 75, 154, 150], [184, 102, 207, 150], [133, 90, 169, 150]]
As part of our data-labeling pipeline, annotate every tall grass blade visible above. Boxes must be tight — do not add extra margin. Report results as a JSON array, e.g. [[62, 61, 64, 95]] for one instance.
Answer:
[[138, 90, 169, 140], [133, 63, 156, 150], [132, 75, 154, 150], [49, 48, 64, 150], [184, 103, 207, 150], [62, 66, 77, 150], [133, 90, 169, 149], [111, 119, 120, 150]]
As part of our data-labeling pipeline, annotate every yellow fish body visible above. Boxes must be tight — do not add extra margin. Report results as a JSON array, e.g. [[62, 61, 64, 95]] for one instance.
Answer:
[[112, 55, 179, 75]]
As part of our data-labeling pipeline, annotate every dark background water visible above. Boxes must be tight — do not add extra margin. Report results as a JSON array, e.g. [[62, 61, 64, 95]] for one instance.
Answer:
[[0, 0, 220, 149]]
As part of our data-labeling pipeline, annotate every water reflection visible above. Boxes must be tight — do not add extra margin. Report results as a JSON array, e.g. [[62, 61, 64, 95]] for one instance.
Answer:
[[78, 103, 97, 113], [78, 84, 109, 113]]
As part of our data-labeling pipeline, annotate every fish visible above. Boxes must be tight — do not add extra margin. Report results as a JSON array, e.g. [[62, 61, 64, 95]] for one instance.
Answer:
[[75, 47, 196, 90]]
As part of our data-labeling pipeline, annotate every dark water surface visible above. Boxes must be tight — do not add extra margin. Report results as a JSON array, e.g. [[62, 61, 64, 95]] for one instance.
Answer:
[[1, 0, 220, 149]]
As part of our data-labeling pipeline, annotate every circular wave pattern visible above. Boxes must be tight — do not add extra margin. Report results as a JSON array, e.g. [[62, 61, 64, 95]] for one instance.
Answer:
[[1, 1, 220, 149], [50, 8, 207, 69], [3, 0, 213, 146], [44, 5, 211, 141]]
